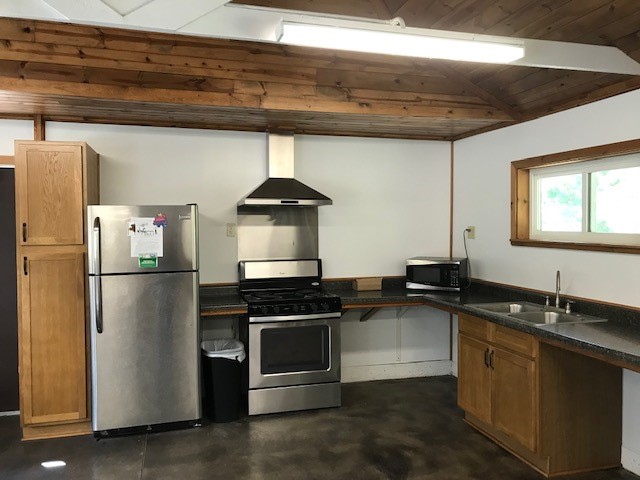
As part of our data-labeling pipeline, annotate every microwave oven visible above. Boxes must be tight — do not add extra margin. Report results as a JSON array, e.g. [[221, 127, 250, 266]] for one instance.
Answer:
[[406, 257, 469, 291]]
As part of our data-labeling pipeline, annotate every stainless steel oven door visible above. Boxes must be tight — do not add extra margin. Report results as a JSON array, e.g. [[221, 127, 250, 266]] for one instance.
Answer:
[[249, 317, 340, 389]]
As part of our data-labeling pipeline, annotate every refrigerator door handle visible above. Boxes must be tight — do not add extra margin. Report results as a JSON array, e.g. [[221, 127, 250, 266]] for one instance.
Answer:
[[91, 216, 102, 275], [92, 276, 103, 334], [89, 216, 103, 334]]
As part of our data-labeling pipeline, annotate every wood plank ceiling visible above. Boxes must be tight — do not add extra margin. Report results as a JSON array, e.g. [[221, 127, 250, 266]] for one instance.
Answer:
[[0, 0, 639, 140]]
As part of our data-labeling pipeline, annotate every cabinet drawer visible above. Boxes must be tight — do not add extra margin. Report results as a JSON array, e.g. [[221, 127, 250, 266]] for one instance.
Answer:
[[459, 314, 490, 341], [493, 324, 537, 358]]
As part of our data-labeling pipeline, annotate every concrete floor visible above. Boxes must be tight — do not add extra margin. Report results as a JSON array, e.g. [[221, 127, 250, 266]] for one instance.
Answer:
[[0, 376, 637, 480]]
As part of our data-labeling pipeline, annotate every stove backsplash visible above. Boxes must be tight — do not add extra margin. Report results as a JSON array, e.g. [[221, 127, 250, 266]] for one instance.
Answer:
[[237, 205, 319, 261]]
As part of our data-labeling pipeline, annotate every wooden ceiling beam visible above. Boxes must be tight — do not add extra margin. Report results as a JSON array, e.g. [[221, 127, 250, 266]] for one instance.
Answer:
[[0, 75, 511, 121], [0, 16, 513, 142], [0, 87, 505, 140]]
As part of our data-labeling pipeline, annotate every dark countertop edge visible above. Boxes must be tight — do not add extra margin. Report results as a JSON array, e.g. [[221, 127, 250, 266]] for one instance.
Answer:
[[458, 304, 640, 372], [199, 280, 640, 370]]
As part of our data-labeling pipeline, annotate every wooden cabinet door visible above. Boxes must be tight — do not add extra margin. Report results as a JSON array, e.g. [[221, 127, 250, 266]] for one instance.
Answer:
[[19, 250, 87, 425], [458, 334, 491, 425], [16, 143, 84, 246], [492, 347, 537, 452]]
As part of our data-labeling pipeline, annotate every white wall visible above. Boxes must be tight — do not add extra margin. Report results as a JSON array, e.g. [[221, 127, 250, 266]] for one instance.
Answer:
[[0, 120, 33, 154], [295, 135, 451, 277], [45, 123, 451, 282], [453, 88, 640, 474], [341, 306, 451, 383]]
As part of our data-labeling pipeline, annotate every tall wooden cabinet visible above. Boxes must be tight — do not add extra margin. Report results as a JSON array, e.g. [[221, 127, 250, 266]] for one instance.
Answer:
[[458, 313, 622, 476], [15, 141, 99, 440]]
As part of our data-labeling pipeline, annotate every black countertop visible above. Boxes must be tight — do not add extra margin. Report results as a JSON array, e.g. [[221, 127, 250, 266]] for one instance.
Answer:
[[325, 278, 504, 309], [199, 278, 640, 370], [200, 286, 246, 315]]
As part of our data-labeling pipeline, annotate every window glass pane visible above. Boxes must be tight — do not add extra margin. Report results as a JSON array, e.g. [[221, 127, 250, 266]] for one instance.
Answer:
[[539, 174, 582, 232], [591, 166, 640, 234]]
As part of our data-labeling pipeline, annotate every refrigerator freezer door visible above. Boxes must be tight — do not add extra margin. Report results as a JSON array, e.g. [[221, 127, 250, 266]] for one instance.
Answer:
[[87, 205, 198, 275], [91, 271, 200, 432]]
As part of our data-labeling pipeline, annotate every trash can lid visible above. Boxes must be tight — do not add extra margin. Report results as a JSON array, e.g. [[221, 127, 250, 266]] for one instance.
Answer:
[[201, 339, 246, 362]]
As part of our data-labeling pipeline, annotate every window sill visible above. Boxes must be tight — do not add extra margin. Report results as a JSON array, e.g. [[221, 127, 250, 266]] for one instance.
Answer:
[[510, 239, 640, 254]]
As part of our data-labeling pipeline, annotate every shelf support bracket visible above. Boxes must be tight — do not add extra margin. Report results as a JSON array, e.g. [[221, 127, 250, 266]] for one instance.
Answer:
[[358, 307, 380, 322]]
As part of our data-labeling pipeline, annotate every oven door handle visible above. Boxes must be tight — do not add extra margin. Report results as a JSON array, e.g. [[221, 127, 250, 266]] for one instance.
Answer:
[[249, 311, 342, 323]]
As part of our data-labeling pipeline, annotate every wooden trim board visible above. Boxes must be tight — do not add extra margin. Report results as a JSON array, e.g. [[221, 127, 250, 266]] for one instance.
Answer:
[[510, 138, 640, 253]]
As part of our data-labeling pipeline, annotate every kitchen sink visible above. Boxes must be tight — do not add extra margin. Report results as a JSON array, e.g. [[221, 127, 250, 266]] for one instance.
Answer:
[[509, 311, 607, 326], [467, 301, 545, 314], [466, 301, 608, 326]]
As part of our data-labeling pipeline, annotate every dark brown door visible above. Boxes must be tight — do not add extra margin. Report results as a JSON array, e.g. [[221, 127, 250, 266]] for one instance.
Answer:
[[0, 168, 19, 412]]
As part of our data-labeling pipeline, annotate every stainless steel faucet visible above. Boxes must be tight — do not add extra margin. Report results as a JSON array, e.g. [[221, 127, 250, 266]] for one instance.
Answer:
[[555, 270, 561, 308]]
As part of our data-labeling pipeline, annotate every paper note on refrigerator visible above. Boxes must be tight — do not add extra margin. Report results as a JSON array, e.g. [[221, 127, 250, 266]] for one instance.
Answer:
[[128, 217, 163, 257]]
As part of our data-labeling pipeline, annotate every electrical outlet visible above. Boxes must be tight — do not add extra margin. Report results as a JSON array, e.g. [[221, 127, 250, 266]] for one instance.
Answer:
[[466, 226, 476, 239], [226, 223, 236, 237]]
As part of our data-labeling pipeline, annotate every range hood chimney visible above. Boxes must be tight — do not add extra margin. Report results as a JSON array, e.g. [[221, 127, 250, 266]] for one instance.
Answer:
[[238, 133, 332, 206]]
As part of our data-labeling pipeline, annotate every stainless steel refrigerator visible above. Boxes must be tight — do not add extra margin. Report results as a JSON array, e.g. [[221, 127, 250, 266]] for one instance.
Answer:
[[87, 204, 201, 434]]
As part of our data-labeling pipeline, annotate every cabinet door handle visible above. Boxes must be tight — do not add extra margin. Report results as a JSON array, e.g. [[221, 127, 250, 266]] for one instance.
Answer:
[[484, 348, 489, 367], [23, 257, 27, 275], [22, 223, 27, 242], [489, 350, 495, 370]]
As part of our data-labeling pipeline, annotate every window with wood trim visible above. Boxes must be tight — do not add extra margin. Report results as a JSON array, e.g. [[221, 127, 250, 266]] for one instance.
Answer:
[[511, 139, 640, 254]]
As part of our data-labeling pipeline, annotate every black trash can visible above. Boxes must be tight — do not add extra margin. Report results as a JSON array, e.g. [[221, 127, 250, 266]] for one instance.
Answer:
[[201, 339, 246, 423]]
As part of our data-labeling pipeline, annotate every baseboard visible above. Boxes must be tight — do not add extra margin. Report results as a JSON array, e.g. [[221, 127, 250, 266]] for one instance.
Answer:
[[0, 410, 19, 417], [622, 445, 640, 476], [22, 420, 92, 441], [341, 360, 452, 383]]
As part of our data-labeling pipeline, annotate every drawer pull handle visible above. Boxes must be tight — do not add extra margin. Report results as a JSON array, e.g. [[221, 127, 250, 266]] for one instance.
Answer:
[[23, 256, 27, 275], [484, 348, 489, 367], [22, 223, 27, 242], [489, 350, 495, 370]]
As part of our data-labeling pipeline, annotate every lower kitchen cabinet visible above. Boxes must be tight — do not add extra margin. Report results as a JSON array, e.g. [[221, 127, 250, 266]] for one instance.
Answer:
[[458, 313, 621, 477], [491, 345, 536, 451], [457, 334, 491, 424], [18, 247, 90, 439]]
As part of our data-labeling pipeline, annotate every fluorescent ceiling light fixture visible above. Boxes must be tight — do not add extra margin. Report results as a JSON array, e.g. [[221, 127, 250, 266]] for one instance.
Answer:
[[277, 20, 524, 64], [41, 460, 66, 468]]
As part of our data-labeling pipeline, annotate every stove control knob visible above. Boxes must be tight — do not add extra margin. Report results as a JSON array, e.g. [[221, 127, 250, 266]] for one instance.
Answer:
[[273, 306, 280, 314], [311, 304, 318, 312], [261, 306, 268, 315], [322, 303, 330, 311], [293, 305, 300, 313]]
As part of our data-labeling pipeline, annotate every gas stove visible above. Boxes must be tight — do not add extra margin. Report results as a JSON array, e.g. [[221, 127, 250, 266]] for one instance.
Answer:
[[238, 259, 342, 321], [242, 288, 342, 318], [238, 259, 342, 416]]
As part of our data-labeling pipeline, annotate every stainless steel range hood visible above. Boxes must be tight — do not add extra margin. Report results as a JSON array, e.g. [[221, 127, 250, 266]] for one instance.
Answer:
[[238, 133, 332, 206]]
